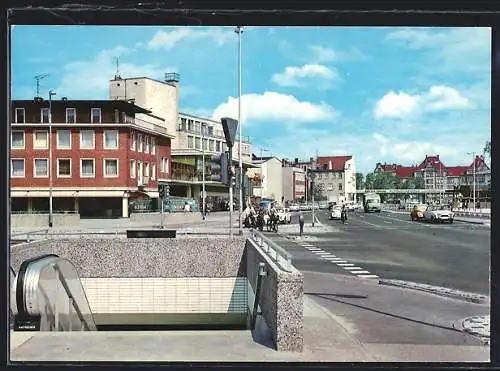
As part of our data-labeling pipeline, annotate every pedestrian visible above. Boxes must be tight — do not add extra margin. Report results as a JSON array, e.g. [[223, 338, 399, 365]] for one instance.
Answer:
[[298, 212, 304, 237]]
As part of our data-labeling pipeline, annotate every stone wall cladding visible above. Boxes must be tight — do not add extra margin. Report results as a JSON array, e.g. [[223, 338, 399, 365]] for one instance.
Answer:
[[246, 238, 303, 352], [11, 237, 247, 278]]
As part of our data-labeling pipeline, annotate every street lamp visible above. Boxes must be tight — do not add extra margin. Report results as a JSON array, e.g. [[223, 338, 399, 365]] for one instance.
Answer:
[[235, 25, 244, 235], [467, 151, 476, 211], [202, 123, 207, 220], [48, 90, 56, 228], [259, 148, 270, 199]]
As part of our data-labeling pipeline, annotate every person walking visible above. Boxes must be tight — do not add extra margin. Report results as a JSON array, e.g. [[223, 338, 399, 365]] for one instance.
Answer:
[[298, 212, 305, 237]]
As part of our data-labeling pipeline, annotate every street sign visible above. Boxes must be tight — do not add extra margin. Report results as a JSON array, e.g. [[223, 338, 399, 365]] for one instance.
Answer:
[[221, 117, 238, 148]]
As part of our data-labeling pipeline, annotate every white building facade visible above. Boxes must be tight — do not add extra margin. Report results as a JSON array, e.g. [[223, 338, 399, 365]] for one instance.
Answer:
[[248, 156, 284, 204]]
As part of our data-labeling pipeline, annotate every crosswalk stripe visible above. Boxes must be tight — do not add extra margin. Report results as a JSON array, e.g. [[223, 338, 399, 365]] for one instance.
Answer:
[[352, 270, 371, 274], [337, 263, 354, 266], [357, 274, 379, 278], [343, 266, 364, 270]]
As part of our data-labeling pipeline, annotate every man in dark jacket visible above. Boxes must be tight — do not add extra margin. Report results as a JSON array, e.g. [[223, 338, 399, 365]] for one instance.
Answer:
[[298, 212, 305, 236]]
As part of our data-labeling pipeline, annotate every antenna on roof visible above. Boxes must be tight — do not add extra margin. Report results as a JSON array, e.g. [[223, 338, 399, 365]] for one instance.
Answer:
[[114, 57, 122, 80], [34, 73, 49, 97]]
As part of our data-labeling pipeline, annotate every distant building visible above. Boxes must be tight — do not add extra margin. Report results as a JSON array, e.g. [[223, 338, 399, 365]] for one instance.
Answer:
[[248, 155, 284, 203], [313, 155, 357, 203], [281, 163, 306, 203], [10, 98, 173, 217]]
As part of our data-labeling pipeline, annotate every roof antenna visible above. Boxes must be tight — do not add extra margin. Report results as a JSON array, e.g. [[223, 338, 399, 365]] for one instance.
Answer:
[[114, 57, 122, 80], [34, 73, 49, 98]]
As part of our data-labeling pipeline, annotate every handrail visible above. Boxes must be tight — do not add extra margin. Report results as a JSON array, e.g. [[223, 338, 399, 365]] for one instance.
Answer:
[[52, 263, 93, 331], [249, 229, 292, 272]]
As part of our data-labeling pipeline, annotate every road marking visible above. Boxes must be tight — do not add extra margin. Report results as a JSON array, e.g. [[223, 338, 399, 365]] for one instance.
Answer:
[[343, 266, 364, 270], [357, 274, 379, 278], [383, 221, 392, 224], [352, 271, 371, 274], [337, 263, 354, 266]]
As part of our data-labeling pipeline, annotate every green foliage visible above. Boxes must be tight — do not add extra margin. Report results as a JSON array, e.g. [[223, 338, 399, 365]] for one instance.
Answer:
[[484, 140, 491, 160], [363, 171, 424, 190], [356, 173, 365, 189]]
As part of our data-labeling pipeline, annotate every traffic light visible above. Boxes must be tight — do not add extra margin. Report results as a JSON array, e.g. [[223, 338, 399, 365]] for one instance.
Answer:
[[210, 152, 229, 185], [158, 183, 170, 199]]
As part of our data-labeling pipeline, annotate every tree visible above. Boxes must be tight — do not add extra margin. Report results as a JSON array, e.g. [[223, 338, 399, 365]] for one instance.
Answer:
[[484, 140, 491, 160], [356, 173, 365, 189], [365, 173, 376, 190], [312, 183, 326, 201], [373, 172, 397, 189]]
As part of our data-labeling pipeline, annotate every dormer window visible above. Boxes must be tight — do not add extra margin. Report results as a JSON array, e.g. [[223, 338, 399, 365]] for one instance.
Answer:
[[15, 108, 25, 123], [91, 108, 101, 124], [66, 108, 76, 123]]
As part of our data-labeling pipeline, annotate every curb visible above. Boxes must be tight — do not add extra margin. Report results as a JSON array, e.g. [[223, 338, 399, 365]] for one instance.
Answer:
[[378, 279, 489, 304], [454, 219, 490, 226]]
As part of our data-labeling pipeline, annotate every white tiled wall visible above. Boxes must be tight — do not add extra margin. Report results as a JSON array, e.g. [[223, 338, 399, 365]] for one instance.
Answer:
[[80, 277, 248, 314]]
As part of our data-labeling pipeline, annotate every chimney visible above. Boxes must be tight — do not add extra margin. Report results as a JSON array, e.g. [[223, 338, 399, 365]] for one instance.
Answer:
[[437, 155, 439, 160]]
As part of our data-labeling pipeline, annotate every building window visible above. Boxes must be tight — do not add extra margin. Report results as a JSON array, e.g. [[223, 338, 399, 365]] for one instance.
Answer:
[[138, 134, 143, 152], [187, 136, 194, 149], [11, 130, 25, 149], [11, 159, 25, 178], [80, 159, 95, 177], [188, 119, 193, 131], [104, 130, 119, 149], [180, 117, 187, 130], [66, 108, 76, 124], [216, 141, 221, 152], [338, 183, 342, 191], [145, 136, 150, 153], [91, 108, 101, 124], [195, 121, 201, 133], [161, 157, 169, 173], [57, 130, 72, 149], [202, 138, 208, 151], [80, 130, 95, 149], [151, 137, 156, 155], [145, 163, 150, 177], [114, 109, 120, 123], [222, 143, 227, 153], [15, 108, 25, 123], [195, 137, 201, 149], [130, 132, 136, 151], [207, 126, 214, 136], [33, 158, 48, 178], [151, 164, 156, 180], [57, 158, 72, 177], [33, 130, 49, 149], [104, 159, 119, 177], [130, 160, 136, 179], [209, 139, 214, 152], [41, 108, 50, 123]]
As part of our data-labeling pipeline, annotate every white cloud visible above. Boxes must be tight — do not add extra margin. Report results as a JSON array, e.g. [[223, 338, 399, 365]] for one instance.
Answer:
[[373, 85, 473, 120], [309, 45, 366, 63], [211, 92, 339, 124], [56, 45, 171, 99], [147, 27, 234, 50], [271, 64, 339, 89], [386, 27, 491, 76]]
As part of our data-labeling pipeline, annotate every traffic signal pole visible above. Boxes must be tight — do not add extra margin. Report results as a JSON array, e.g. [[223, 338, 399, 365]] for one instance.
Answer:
[[160, 198, 164, 229], [228, 148, 234, 237]]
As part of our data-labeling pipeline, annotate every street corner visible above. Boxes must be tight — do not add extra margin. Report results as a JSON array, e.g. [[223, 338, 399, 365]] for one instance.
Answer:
[[457, 315, 490, 345]]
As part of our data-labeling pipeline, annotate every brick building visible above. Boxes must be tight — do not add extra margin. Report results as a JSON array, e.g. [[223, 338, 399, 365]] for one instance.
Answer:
[[10, 98, 173, 218]]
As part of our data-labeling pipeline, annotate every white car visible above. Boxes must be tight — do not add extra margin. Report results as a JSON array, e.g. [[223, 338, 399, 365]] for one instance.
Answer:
[[330, 206, 342, 220], [276, 208, 292, 224], [289, 204, 299, 212], [423, 205, 454, 223]]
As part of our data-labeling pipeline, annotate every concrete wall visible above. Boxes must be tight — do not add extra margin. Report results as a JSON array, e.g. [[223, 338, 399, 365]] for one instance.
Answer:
[[129, 212, 203, 224], [10, 213, 80, 228], [245, 238, 303, 352]]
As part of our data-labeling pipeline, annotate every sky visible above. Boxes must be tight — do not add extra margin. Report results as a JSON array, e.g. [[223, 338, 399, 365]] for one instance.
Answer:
[[11, 26, 491, 174]]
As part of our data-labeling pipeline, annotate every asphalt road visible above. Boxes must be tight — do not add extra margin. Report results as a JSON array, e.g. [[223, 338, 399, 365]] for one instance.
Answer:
[[263, 211, 490, 350]]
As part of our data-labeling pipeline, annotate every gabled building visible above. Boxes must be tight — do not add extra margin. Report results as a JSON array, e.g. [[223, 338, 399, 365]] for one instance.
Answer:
[[313, 155, 357, 203], [248, 155, 283, 203]]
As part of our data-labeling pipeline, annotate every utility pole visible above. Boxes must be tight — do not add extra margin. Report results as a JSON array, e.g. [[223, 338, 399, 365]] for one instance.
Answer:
[[235, 25, 244, 236], [467, 151, 476, 211], [202, 123, 206, 220], [48, 90, 56, 228]]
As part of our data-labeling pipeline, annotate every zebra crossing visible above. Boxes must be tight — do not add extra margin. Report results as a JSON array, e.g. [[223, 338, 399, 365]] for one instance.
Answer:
[[295, 239, 379, 279]]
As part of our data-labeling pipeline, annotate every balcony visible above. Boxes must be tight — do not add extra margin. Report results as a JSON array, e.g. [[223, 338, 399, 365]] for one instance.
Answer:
[[124, 115, 170, 137], [177, 124, 251, 144]]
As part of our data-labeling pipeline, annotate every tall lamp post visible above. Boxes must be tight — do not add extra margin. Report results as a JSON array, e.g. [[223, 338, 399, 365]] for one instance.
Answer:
[[467, 151, 476, 211], [48, 90, 56, 228], [259, 148, 269, 199], [201, 123, 207, 220], [235, 25, 244, 235]]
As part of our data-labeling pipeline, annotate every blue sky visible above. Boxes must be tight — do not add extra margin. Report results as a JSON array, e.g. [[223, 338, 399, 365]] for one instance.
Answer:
[[11, 26, 491, 174]]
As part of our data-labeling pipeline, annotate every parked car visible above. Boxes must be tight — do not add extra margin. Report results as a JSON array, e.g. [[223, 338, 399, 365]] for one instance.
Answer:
[[330, 205, 342, 220], [423, 205, 454, 223], [289, 204, 300, 212], [276, 208, 292, 224], [346, 202, 356, 211], [410, 204, 428, 221]]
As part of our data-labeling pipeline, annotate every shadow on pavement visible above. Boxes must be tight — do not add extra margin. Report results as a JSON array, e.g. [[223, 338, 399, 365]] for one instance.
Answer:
[[305, 292, 368, 300], [308, 293, 464, 334]]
